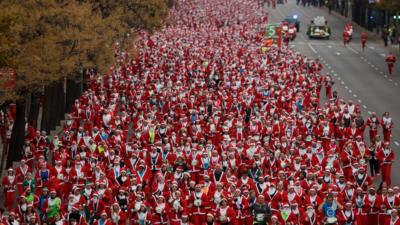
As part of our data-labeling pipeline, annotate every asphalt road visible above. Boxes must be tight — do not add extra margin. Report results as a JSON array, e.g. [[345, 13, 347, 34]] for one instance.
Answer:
[[267, 1, 400, 185]]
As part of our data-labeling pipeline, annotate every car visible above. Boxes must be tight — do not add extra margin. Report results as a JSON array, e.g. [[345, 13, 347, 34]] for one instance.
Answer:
[[307, 16, 331, 39], [283, 15, 300, 32]]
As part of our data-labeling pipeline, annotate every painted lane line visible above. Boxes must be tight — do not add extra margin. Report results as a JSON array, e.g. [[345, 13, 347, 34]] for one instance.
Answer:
[[389, 79, 393, 82], [331, 70, 335, 73], [328, 45, 332, 48], [308, 43, 317, 53], [335, 52, 341, 56], [337, 77, 341, 80], [380, 71, 384, 74], [353, 94, 357, 98], [395, 83, 398, 86], [363, 105, 367, 109], [384, 75, 388, 78], [395, 141, 400, 146], [347, 46, 359, 54], [369, 46, 375, 49], [358, 99, 362, 103], [368, 111, 372, 115], [349, 89, 352, 93]]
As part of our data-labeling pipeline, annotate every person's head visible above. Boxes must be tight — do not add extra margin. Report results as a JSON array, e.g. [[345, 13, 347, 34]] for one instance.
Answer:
[[282, 204, 291, 212], [326, 193, 334, 202], [220, 198, 228, 207], [344, 202, 352, 210], [257, 195, 265, 204], [195, 183, 202, 192], [101, 211, 107, 220], [206, 213, 214, 222], [391, 209, 399, 218], [369, 187, 376, 195], [50, 190, 57, 199]]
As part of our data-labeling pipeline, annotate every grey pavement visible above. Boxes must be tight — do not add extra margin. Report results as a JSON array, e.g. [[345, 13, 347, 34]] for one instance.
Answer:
[[268, 1, 400, 185]]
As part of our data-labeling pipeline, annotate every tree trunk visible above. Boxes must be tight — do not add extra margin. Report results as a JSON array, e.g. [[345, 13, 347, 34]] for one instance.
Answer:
[[66, 78, 82, 113], [6, 100, 26, 168], [41, 81, 65, 133], [27, 93, 40, 128]]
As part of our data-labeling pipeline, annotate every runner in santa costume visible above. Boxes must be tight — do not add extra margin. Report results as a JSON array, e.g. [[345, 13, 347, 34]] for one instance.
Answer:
[[110, 202, 126, 225], [361, 32, 367, 51], [208, 182, 229, 211], [276, 203, 298, 225], [151, 195, 169, 225], [251, 195, 271, 225], [381, 112, 394, 143], [93, 211, 112, 225], [353, 167, 372, 191], [385, 52, 396, 76], [87, 192, 106, 224], [366, 112, 380, 144], [215, 198, 236, 225], [3, 212, 20, 225], [386, 209, 400, 225], [230, 188, 250, 225], [337, 202, 357, 225], [42, 189, 61, 224], [302, 205, 321, 225], [188, 183, 209, 224], [15, 159, 32, 196], [2, 168, 17, 211], [381, 188, 400, 225], [168, 190, 188, 225], [376, 142, 395, 186]]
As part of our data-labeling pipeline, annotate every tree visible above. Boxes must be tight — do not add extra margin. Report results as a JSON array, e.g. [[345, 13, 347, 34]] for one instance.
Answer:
[[376, 0, 400, 11], [0, 1, 122, 162], [0, 0, 169, 166]]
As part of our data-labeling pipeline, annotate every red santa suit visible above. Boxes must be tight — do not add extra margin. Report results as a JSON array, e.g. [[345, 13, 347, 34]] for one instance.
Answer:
[[376, 145, 395, 186], [215, 204, 236, 225], [2, 170, 17, 210], [189, 190, 209, 225]]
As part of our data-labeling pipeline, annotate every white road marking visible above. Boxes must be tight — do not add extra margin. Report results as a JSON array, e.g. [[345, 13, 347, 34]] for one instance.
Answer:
[[349, 90, 352, 93], [337, 77, 341, 80], [358, 99, 362, 103], [368, 111, 372, 115], [347, 46, 359, 54], [290, 45, 295, 48], [333, 73, 337, 76], [389, 79, 393, 82], [395, 83, 398, 86], [308, 43, 317, 53], [331, 70, 335, 73], [342, 82, 346, 85], [381, 53, 386, 57], [328, 45, 332, 48], [384, 75, 388, 78], [395, 141, 400, 146], [380, 71, 383, 74], [335, 52, 341, 56], [375, 68, 379, 70], [353, 94, 357, 98], [363, 105, 367, 109], [369, 46, 375, 49]]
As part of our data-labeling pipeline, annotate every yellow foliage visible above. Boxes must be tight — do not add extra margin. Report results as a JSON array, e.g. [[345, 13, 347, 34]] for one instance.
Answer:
[[0, 0, 168, 103]]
